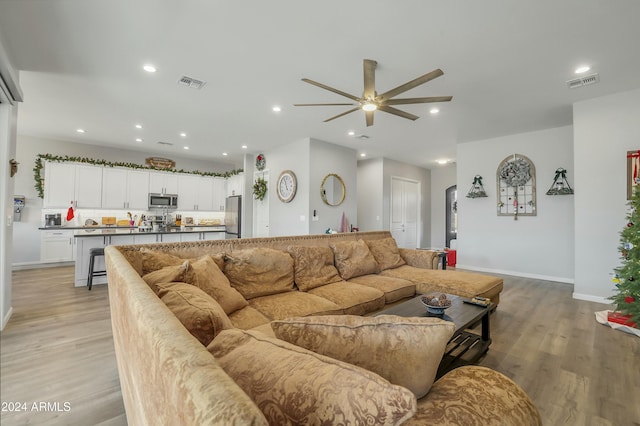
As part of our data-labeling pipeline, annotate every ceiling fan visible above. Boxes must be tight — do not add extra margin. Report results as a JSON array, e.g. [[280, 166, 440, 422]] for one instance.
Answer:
[[294, 59, 452, 127]]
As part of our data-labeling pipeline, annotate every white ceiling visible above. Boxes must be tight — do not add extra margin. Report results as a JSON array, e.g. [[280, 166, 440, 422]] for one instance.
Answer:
[[1, 0, 639, 169]]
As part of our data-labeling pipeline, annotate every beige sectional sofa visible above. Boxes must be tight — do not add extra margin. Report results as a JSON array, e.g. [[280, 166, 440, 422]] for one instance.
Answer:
[[105, 230, 540, 425]]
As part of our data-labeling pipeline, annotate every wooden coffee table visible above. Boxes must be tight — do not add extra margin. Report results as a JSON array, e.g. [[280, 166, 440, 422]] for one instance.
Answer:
[[375, 292, 494, 377]]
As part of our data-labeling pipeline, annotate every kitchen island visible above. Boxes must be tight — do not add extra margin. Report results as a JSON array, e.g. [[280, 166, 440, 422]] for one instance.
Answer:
[[72, 226, 225, 287]]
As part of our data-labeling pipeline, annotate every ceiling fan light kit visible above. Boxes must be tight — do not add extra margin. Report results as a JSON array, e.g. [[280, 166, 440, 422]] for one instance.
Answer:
[[295, 59, 452, 126]]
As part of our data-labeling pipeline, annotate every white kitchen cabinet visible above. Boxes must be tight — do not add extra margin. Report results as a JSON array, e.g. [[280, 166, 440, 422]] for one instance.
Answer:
[[134, 233, 158, 244], [102, 168, 150, 210], [41, 229, 75, 263], [213, 177, 226, 211], [203, 231, 226, 240], [43, 162, 103, 208], [226, 173, 244, 197], [159, 233, 182, 243], [179, 175, 215, 211], [149, 171, 179, 195], [180, 233, 201, 242]]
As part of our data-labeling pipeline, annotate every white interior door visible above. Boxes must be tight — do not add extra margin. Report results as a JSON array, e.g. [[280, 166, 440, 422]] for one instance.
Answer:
[[253, 171, 270, 238], [390, 177, 420, 248]]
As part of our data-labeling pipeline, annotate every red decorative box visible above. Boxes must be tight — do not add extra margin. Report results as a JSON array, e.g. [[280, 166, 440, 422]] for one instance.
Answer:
[[607, 311, 637, 328], [446, 249, 457, 268]]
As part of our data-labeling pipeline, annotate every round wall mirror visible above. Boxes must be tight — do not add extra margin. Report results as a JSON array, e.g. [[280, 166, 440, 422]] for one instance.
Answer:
[[321, 173, 346, 206]]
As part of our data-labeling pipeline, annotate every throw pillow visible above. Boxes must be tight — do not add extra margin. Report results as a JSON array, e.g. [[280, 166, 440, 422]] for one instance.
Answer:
[[156, 282, 233, 346], [329, 239, 380, 280], [208, 329, 417, 425], [223, 248, 294, 300], [271, 315, 455, 398], [287, 245, 342, 291], [365, 237, 406, 271], [142, 261, 190, 294], [183, 255, 248, 315]]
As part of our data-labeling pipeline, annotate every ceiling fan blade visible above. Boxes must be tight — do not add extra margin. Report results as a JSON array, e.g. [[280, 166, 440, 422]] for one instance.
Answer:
[[301, 78, 361, 102], [378, 105, 419, 121], [294, 103, 357, 106], [323, 107, 361, 123], [363, 59, 377, 99], [378, 69, 444, 101], [365, 110, 374, 127], [385, 96, 453, 105]]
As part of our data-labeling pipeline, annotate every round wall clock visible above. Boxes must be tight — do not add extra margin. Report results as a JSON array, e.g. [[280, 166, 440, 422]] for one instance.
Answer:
[[276, 170, 297, 203]]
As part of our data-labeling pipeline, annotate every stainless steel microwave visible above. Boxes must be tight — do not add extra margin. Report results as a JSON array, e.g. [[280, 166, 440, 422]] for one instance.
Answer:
[[148, 193, 178, 209]]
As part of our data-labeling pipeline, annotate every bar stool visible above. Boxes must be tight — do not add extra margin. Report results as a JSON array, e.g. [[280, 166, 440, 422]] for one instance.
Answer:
[[87, 247, 107, 290]]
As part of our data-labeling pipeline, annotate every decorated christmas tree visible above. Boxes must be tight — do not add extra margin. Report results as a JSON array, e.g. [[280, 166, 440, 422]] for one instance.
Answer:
[[611, 187, 640, 326]]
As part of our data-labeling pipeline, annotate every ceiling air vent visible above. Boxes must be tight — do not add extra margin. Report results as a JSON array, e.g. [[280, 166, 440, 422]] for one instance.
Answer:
[[566, 73, 600, 89], [157, 141, 173, 146], [177, 75, 206, 90]]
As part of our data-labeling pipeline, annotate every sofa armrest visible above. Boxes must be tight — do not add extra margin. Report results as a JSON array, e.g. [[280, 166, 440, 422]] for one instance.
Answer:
[[406, 366, 542, 426], [399, 248, 439, 270]]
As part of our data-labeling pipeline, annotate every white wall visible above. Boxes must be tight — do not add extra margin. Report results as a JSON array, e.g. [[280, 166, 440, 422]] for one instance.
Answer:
[[457, 125, 574, 282], [0, 33, 20, 330], [267, 138, 311, 236], [12, 135, 237, 264], [309, 139, 357, 235], [573, 88, 640, 303], [357, 158, 384, 232], [357, 158, 431, 248], [430, 163, 457, 248]]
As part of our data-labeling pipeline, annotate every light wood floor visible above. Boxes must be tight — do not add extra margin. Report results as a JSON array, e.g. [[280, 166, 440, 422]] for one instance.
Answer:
[[1, 266, 639, 425]]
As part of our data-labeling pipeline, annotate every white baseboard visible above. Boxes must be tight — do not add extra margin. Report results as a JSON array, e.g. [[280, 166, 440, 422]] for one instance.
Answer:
[[572, 293, 613, 305], [454, 264, 574, 285], [1, 306, 13, 331], [12, 261, 74, 270]]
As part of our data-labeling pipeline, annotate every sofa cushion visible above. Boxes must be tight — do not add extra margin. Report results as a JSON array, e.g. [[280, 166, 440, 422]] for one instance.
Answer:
[[271, 315, 455, 398], [139, 248, 187, 275], [248, 291, 342, 320], [208, 329, 417, 425], [381, 266, 503, 302], [228, 306, 271, 330], [183, 255, 248, 315], [142, 261, 190, 294], [287, 245, 342, 291], [224, 248, 294, 300], [405, 366, 542, 426], [307, 281, 385, 316], [365, 237, 406, 271], [348, 274, 416, 303], [156, 282, 233, 346], [329, 239, 380, 280]]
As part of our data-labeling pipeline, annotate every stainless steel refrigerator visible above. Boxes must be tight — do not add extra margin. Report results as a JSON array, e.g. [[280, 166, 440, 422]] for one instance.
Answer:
[[224, 195, 241, 239]]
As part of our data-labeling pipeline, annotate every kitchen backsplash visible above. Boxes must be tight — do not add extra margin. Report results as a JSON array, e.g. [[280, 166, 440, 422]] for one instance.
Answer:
[[41, 208, 225, 227]]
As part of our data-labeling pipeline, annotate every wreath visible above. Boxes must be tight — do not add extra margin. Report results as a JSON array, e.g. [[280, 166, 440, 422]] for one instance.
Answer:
[[499, 158, 531, 187], [253, 177, 268, 201]]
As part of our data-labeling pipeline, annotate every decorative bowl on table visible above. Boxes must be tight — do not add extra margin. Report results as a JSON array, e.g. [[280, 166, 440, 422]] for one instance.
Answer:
[[420, 294, 452, 315]]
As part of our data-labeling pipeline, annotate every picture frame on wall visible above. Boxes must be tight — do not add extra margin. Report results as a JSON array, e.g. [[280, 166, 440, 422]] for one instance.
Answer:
[[627, 150, 640, 200]]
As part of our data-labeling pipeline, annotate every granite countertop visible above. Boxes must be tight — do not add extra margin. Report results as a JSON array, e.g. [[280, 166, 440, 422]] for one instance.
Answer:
[[64, 226, 226, 237]]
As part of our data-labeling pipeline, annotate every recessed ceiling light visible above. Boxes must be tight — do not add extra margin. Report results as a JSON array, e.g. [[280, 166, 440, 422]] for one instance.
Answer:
[[430, 108, 440, 114], [135, 138, 143, 142], [183, 146, 189, 150], [76, 128, 85, 133], [135, 124, 142, 129], [272, 106, 281, 112], [437, 159, 448, 165], [241, 145, 247, 149], [575, 65, 591, 74], [348, 131, 355, 136], [222, 152, 228, 156], [360, 153, 366, 157], [143, 64, 157, 73], [180, 132, 187, 137]]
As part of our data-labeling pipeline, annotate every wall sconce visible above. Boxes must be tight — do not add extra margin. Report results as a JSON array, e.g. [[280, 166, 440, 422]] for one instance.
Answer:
[[546, 168, 574, 195], [466, 175, 488, 198]]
